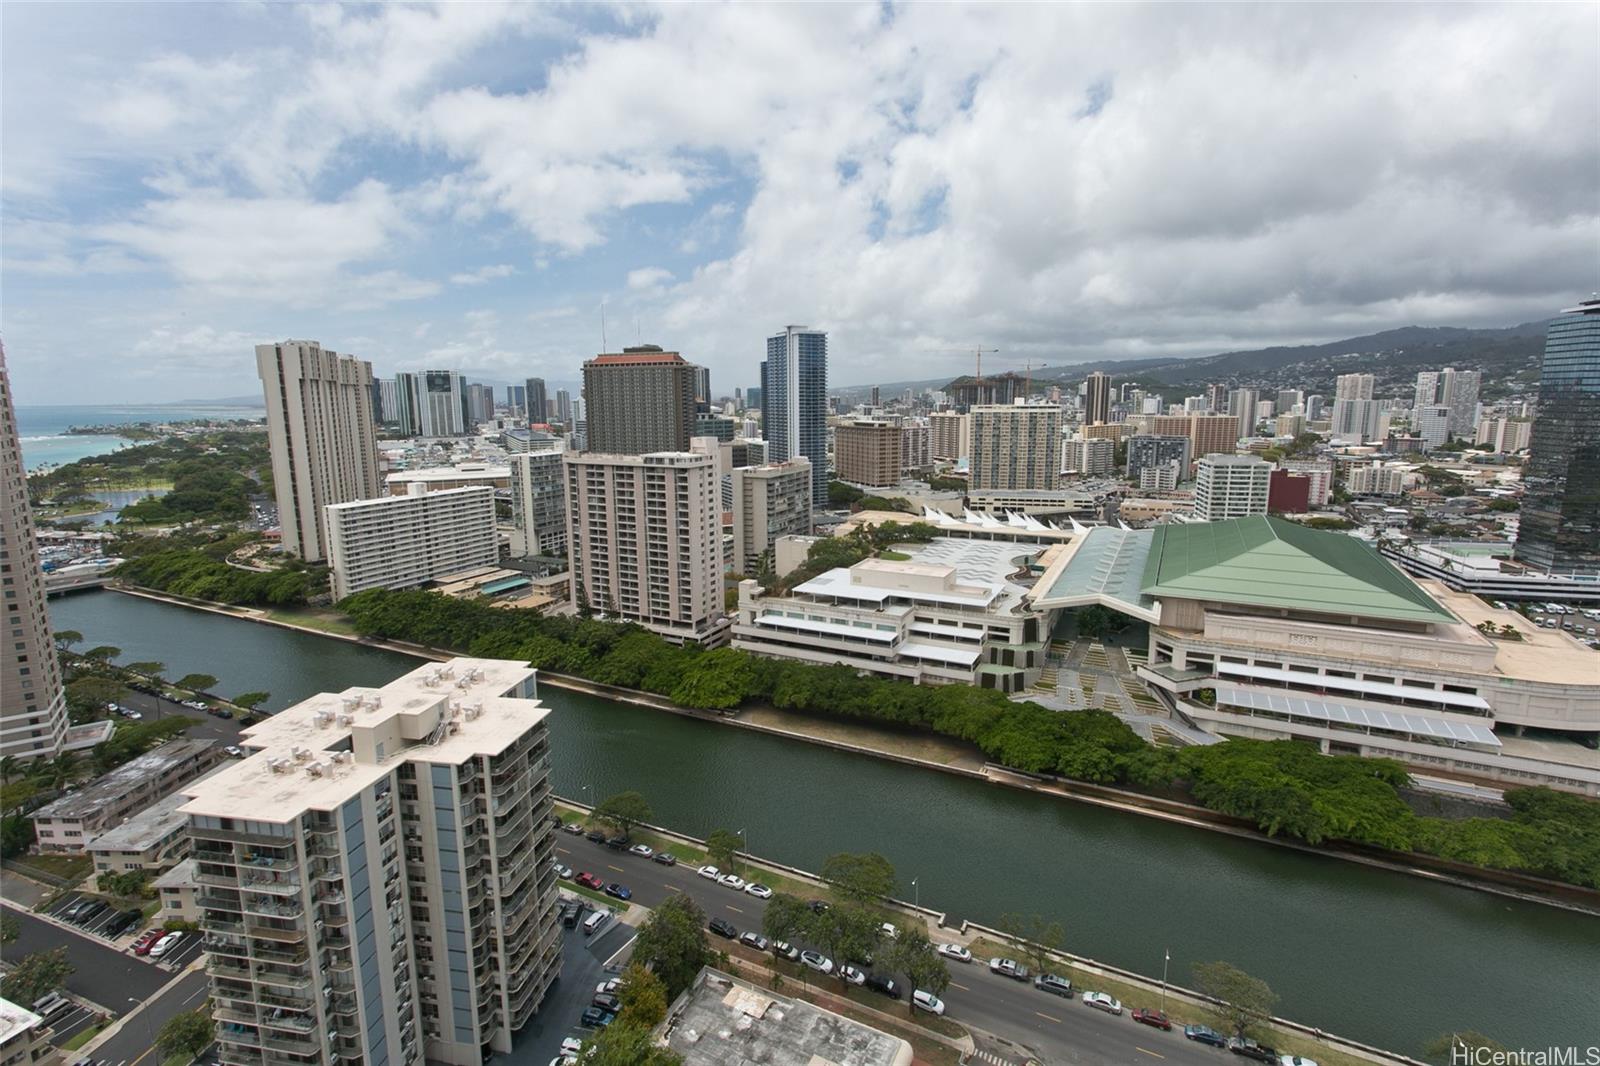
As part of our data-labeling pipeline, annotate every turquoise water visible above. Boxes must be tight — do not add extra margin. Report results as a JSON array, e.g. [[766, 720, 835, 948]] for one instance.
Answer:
[[16, 404, 265, 472]]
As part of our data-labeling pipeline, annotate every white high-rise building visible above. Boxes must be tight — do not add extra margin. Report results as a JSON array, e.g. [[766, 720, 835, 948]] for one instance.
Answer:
[[0, 348, 67, 761], [181, 657, 560, 1066], [1331, 398, 1381, 443], [1347, 462, 1406, 496], [1415, 368, 1481, 437], [900, 420, 931, 473], [1194, 455, 1271, 520], [731, 459, 813, 574], [256, 340, 382, 562], [418, 370, 468, 437], [1475, 417, 1533, 453], [1139, 460, 1182, 492], [564, 444, 727, 644], [1414, 404, 1452, 452], [326, 485, 498, 601], [509, 450, 567, 558], [1227, 388, 1261, 427], [1280, 459, 1334, 506], [1335, 373, 1375, 400], [1062, 435, 1116, 476]]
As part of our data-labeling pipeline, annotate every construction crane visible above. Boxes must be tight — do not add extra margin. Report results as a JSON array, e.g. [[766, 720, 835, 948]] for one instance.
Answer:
[[929, 346, 999, 384]]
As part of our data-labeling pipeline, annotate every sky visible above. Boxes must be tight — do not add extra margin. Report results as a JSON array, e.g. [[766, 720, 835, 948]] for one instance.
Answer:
[[2, 2, 1597, 405]]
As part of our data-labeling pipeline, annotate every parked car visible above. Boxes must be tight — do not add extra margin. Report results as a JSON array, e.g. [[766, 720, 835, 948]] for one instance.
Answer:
[[576, 871, 605, 890], [744, 883, 772, 899], [1184, 1025, 1228, 1047], [1034, 973, 1073, 997], [582, 911, 610, 936], [212, 708, 233, 719], [553, 863, 573, 879], [807, 899, 830, 914], [585, 829, 607, 843], [604, 835, 629, 850], [799, 950, 834, 974], [717, 874, 748, 891], [697, 865, 720, 880], [578, 1007, 616, 1029], [591, 993, 621, 1012], [739, 932, 769, 952], [149, 931, 184, 958], [708, 917, 738, 940], [865, 974, 901, 999], [106, 909, 140, 936], [223, 746, 244, 758], [988, 958, 1030, 980], [1279, 1057, 1320, 1066], [1132, 1008, 1172, 1030], [132, 929, 163, 955], [652, 851, 678, 866], [71, 901, 109, 925], [1081, 991, 1122, 1015], [772, 941, 801, 962], [560, 901, 584, 929], [878, 922, 898, 940], [912, 990, 945, 1015], [561, 821, 585, 835], [936, 943, 972, 963], [62, 898, 97, 921], [1228, 1038, 1279, 1062], [628, 844, 654, 858], [604, 883, 632, 901], [838, 965, 866, 986], [596, 977, 622, 996]]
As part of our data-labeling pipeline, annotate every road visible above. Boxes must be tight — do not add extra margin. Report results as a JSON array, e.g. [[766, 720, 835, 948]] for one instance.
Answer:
[[0, 903, 174, 1009], [117, 687, 247, 748], [90, 971, 211, 1066], [554, 832, 1232, 1066]]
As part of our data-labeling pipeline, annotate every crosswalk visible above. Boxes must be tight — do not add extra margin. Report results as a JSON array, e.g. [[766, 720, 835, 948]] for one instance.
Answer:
[[971, 1051, 1018, 1066]]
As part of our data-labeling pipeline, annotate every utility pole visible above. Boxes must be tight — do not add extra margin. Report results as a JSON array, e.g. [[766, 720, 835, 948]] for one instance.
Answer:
[[1161, 948, 1170, 1014]]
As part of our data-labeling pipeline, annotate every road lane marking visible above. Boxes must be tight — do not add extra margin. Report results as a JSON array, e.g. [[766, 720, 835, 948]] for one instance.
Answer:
[[665, 884, 682, 891], [725, 904, 744, 914], [1135, 1048, 1165, 1059], [607, 865, 625, 873], [556, 846, 571, 855], [1033, 1011, 1062, 1023], [948, 981, 970, 991]]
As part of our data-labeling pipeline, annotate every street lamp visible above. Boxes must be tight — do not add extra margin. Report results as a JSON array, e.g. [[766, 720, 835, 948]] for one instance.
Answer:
[[127, 997, 154, 1053], [1160, 949, 1170, 1014], [911, 878, 919, 910]]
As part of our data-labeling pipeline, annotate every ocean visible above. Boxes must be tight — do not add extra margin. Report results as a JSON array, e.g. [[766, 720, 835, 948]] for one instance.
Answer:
[[16, 404, 265, 472]]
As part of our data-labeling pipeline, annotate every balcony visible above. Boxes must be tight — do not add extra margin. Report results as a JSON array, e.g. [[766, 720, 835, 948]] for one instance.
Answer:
[[244, 923, 306, 944], [241, 873, 302, 895], [206, 958, 254, 981]]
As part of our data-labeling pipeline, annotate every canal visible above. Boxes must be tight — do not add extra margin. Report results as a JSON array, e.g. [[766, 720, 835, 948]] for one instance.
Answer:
[[48, 590, 1600, 1057]]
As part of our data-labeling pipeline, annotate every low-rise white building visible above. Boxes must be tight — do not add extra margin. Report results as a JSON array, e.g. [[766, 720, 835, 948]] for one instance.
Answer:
[[1194, 455, 1270, 520], [327, 484, 498, 600]]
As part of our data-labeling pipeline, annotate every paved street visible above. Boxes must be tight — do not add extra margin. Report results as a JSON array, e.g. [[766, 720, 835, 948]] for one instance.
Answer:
[[90, 970, 211, 1066], [554, 832, 1234, 1066], [117, 688, 247, 747], [0, 902, 173, 1008]]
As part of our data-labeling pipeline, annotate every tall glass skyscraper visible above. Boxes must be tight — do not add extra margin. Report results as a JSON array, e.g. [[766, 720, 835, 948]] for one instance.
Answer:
[[1517, 297, 1600, 576], [762, 326, 829, 505]]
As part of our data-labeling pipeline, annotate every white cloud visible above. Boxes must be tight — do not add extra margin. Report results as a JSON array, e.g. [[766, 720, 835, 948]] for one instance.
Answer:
[[627, 267, 673, 290], [450, 264, 517, 285]]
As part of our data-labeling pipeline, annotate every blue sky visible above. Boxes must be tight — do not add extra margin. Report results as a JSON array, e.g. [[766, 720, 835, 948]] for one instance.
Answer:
[[3, 2, 1596, 405]]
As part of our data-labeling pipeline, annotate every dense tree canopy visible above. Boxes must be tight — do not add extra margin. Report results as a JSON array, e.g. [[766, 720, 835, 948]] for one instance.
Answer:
[[631, 893, 712, 999]]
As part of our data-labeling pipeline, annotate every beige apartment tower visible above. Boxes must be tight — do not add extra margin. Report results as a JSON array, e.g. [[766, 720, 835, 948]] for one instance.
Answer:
[[0, 348, 67, 761], [969, 404, 1062, 492], [731, 460, 813, 574], [1187, 413, 1243, 465], [563, 447, 727, 644], [182, 658, 560, 1066], [257, 341, 381, 562], [928, 412, 970, 462], [580, 347, 698, 455], [834, 420, 902, 488]]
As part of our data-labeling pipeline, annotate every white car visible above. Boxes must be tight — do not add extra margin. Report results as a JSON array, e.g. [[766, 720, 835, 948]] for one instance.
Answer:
[[628, 844, 654, 858], [744, 883, 773, 899], [595, 978, 621, 996], [553, 863, 573, 879], [149, 931, 184, 958], [1279, 1058, 1320, 1066], [912, 990, 945, 1015], [697, 865, 720, 880], [717, 874, 748, 891], [1082, 990, 1123, 1015], [936, 943, 972, 963], [799, 950, 834, 974], [878, 922, 898, 940], [224, 746, 244, 758], [838, 964, 866, 986], [560, 1038, 584, 1056]]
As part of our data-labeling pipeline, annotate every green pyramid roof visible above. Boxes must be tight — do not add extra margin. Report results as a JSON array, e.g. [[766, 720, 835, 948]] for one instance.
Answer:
[[1140, 516, 1452, 624]]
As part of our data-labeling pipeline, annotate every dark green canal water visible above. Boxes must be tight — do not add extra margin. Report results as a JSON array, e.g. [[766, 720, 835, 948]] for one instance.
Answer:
[[49, 591, 1600, 1056]]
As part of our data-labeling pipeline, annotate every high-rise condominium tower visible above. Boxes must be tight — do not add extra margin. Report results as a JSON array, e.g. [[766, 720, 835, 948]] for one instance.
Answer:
[[257, 340, 382, 562], [415, 370, 468, 437], [182, 657, 560, 1066], [1414, 368, 1481, 437], [969, 404, 1062, 491], [0, 347, 67, 761], [524, 378, 548, 423], [1084, 372, 1112, 425], [1517, 298, 1600, 575], [762, 327, 829, 505], [580, 346, 698, 455]]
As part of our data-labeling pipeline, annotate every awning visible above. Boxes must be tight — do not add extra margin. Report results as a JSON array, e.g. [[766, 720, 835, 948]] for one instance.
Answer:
[[897, 641, 982, 667], [1215, 663, 1490, 711], [1213, 685, 1501, 746], [754, 614, 898, 643]]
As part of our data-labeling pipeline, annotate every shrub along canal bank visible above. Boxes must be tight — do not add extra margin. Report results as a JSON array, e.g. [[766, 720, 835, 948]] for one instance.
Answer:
[[48, 587, 1600, 1056]]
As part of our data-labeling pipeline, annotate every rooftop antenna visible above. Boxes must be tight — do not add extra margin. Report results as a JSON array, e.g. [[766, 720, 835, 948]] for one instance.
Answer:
[[601, 302, 608, 353]]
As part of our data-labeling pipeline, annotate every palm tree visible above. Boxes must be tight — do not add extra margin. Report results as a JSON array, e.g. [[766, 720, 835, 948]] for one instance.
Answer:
[[0, 756, 17, 784], [45, 752, 79, 790]]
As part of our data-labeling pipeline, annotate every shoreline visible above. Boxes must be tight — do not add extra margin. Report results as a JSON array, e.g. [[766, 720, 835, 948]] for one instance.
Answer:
[[106, 584, 1600, 916]]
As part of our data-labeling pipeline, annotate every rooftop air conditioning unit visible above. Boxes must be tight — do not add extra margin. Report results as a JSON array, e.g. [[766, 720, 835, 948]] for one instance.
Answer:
[[335, 714, 353, 727], [314, 711, 334, 729], [306, 763, 325, 778], [369, 696, 383, 711], [292, 747, 312, 762], [332, 751, 354, 765]]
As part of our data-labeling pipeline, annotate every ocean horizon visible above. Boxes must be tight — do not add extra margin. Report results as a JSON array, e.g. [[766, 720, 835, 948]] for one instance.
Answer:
[[17, 403, 266, 472]]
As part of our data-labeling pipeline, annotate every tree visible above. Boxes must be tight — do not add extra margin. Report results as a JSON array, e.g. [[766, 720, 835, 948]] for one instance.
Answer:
[[232, 691, 271, 711], [706, 828, 745, 872], [0, 814, 35, 858], [53, 629, 83, 652], [578, 1022, 684, 1066], [615, 964, 669, 1029], [0, 948, 73, 1005], [157, 1009, 214, 1060], [593, 790, 652, 839], [805, 904, 880, 985], [1486, 497, 1519, 512], [631, 893, 711, 999], [43, 752, 79, 790], [762, 893, 813, 947], [0, 912, 18, 944], [884, 926, 949, 1013], [998, 913, 1066, 978], [1191, 961, 1278, 1038], [0, 756, 16, 784], [174, 673, 219, 694], [82, 645, 122, 665], [125, 661, 167, 681], [820, 852, 896, 905]]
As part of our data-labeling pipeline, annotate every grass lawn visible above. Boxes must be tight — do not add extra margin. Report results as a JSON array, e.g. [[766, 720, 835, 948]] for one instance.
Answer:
[[62, 1024, 104, 1051], [966, 936, 1369, 1066], [263, 607, 359, 637], [5, 853, 92, 884]]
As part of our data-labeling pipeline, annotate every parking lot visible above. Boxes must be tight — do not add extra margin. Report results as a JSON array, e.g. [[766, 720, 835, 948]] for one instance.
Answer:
[[1519, 604, 1600, 647], [505, 894, 634, 1065], [39, 893, 205, 970]]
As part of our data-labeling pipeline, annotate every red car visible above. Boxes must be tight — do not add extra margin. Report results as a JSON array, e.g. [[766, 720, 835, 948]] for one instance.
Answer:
[[132, 929, 163, 956], [1131, 1008, 1172, 1031], [576, 872, 605, 890]]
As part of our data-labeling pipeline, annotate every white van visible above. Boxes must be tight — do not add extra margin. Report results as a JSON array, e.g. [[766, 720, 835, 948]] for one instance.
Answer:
[[582, 910, 609, 936]]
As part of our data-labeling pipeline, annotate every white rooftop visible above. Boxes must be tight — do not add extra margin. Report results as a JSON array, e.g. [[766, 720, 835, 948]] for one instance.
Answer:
[[0, 999, 42, 1047], [179, 657, 545, 822]]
